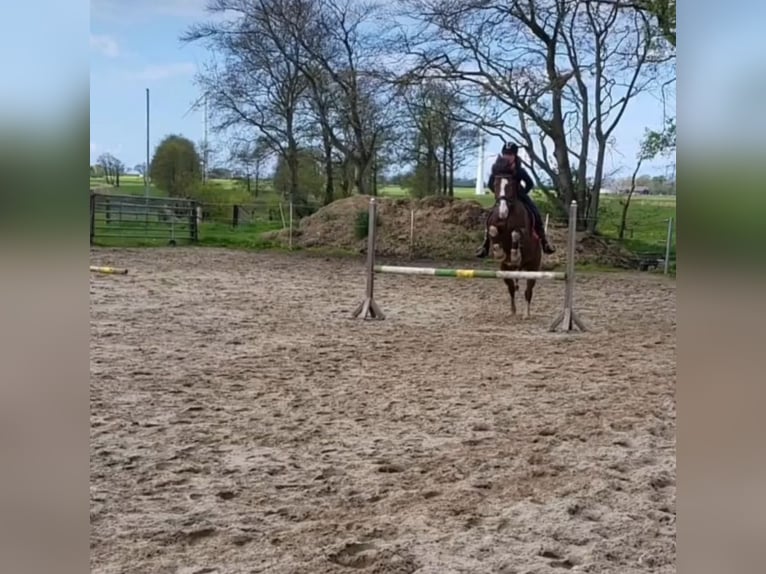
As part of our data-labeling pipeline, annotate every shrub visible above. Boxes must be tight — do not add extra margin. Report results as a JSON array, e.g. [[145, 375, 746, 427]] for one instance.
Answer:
[[354, 209, 381, 240]]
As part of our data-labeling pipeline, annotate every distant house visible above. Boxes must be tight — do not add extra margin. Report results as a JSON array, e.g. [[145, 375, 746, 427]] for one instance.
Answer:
[[617, 186, 651, 195], [599, 187, 619, 195]]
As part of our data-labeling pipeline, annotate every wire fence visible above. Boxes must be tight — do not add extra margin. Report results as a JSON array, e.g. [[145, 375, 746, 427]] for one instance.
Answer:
[[194, 199, 291, 247]]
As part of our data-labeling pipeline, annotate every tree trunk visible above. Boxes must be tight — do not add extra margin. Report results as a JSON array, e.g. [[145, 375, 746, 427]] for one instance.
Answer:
[[254, 160, 259, 196], [355, 157, 373, 196], [550, 127, 578, 224], [425, 145, 434, 196], [371, 159, 378, 196], [619, 157, 643, 240], [322, 131, 334, 205], [547, 44, 577, 223], [441, 145, 448, 196], [287, 145, 299, 207], [618, 196, 632, 241], [587, 139, 608, 234], [433, 152, 442, 195], [447, 140, 455, 197], [339, 155, 352, 197]]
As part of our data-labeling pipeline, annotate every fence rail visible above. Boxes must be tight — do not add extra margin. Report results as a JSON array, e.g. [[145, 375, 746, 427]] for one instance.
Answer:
[[90, 193, 199, 245]]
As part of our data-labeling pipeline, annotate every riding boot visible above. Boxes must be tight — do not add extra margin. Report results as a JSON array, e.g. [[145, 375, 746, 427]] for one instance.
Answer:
[[541, 236, 556, 254], [475, 228, 490, 258], [535, 218, 556, 254]]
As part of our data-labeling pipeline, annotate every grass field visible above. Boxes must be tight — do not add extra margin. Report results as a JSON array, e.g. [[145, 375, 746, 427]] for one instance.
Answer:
[[90, 176, 675, 266]]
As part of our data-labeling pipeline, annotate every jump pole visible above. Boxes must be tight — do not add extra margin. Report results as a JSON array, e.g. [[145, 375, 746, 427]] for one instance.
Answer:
[[90, 265, 128, 275], [351, 198, 585, 332]]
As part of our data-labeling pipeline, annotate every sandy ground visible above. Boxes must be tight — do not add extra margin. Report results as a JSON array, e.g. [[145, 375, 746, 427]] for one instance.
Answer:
[[90, 248, 676, 574]]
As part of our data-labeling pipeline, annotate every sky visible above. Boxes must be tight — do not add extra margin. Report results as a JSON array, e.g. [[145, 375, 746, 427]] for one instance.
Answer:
[[90, 0, 677, 183]]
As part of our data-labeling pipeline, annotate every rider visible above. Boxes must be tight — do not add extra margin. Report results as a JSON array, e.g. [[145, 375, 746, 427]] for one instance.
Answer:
[[475, 142, 556, 257]]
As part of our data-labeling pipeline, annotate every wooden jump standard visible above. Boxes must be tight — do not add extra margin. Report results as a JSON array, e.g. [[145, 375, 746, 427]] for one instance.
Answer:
[[351, 198, 585, 332]]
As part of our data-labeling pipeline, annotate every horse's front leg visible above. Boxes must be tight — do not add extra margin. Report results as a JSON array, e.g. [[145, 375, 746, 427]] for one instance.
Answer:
[[501, 260, 516, 315], [524, 279, 537, 319], [509, 230, 522, 267]]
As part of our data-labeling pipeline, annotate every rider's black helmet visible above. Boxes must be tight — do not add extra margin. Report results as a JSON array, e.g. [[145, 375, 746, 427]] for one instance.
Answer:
[[501, 142, 519, 155]]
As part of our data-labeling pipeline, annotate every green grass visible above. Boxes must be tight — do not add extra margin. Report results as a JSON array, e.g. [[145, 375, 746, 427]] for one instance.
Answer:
[[90, 175, 166, 197], [198, 220, 284, 248], [596, 195, 676, 259]]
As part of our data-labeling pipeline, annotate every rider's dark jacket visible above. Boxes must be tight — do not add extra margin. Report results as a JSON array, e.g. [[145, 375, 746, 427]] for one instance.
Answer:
[[486, 154, 535, 196]]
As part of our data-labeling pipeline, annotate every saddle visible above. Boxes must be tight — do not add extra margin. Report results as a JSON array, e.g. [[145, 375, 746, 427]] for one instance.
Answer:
[[522, 202, 541, 242]]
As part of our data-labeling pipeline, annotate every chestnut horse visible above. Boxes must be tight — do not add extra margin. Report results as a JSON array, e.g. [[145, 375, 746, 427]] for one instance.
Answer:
[[486, 155, 543, 318]]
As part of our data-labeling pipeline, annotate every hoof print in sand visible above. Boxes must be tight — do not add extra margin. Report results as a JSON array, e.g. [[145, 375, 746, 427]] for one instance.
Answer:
[[539, 548, 578, 570], [377, 463, 404, 474], [183, 528, 216, 545], [230, 534, 253, 547], [328, 542, 378, 568]]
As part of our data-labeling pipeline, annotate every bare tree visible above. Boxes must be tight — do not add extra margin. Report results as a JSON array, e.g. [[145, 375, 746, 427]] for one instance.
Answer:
[[96, 153, 124, 186], [397, 79, 478, 196], [619, 117, 675, 238], [182, 0, 311, 204], [396, 0, 673, 230], [97, 153, 112, 185], [264, 0, 399, 195], [228, 135, 273, 196], [594, 0, 675, 47], [303, 67, 342, 204]]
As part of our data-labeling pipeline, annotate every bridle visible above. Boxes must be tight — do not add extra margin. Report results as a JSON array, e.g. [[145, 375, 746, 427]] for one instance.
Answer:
[[494, 155, 519, 221]]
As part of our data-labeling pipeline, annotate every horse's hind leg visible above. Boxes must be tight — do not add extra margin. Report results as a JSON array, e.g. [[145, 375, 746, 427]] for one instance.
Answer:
[[524, 279, 536, 319]]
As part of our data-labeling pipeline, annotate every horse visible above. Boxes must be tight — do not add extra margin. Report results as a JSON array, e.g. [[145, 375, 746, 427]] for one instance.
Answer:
[[485, 156, 543, 318]]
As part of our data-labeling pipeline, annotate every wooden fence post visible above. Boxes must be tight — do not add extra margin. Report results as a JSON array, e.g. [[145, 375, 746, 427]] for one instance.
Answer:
[[190, 203, 200, 243], [90, 193, 96, 246]]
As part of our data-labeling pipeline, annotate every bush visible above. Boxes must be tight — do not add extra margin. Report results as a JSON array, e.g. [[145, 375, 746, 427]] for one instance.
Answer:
[[354, 209, 381, 240], [188, 183, 253, 220], [149, 134, 202, 197]]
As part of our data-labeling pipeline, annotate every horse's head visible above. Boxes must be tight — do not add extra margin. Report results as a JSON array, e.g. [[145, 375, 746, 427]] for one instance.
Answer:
[[491, 156, 521, 222]]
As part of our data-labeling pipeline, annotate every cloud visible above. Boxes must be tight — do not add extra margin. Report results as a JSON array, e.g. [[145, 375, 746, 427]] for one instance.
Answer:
[[90, 34, 119, 58], [130, 62, 196, 81]]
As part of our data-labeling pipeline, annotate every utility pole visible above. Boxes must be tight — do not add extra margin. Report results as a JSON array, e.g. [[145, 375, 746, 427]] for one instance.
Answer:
[[475, 94, 488, 195], [474, 134, 485, 195], [203, 94, 209, 184], [145, 88, 150, 197]]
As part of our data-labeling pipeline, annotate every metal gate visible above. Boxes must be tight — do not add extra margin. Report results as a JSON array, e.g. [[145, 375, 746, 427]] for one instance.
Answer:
[[90, 192, 199, 246]]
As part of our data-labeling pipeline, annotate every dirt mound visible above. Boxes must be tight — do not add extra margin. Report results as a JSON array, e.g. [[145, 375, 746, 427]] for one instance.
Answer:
[[264, 195, 639, 268]]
